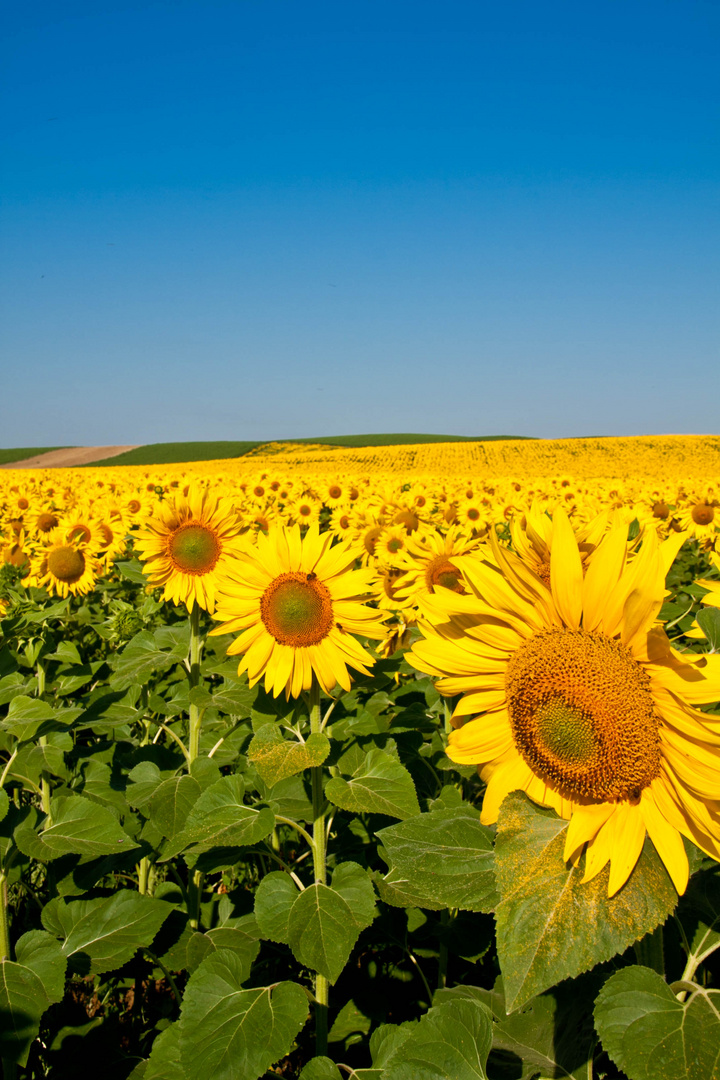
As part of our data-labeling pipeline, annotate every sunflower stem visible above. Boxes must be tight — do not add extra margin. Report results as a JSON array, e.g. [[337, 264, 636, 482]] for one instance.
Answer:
[[37, 659, 51, 820], [309, 678, 329, 1056], [0, 868, 11, 963], [187, 603, 203, 764]]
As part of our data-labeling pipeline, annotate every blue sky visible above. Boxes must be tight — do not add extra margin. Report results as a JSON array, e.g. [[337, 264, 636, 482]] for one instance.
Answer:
[[2, 0, 718, 445]]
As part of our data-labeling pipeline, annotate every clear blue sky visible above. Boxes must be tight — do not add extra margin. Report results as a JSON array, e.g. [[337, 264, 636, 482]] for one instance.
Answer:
[[2, 0, 718, 445]]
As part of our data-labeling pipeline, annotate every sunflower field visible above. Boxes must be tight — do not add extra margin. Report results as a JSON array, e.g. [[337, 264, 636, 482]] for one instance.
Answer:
[[1, 435, 720, 1080]]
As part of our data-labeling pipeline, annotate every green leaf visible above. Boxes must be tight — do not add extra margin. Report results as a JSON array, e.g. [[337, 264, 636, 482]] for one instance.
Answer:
[[14, 930, 67, 1004], [149, 775, 202, 839], [328, 999, 372, 1048], [161, 775, 275, 859], [697, 607, 720, 652], [443, 977, 597, 1080], [0, 787, 8, 823], [494, 793, 680, 1011], [376, 807, 497, 912], [254, 871, 300, 943], [0, 960, 51, 1066], [381, 997, 493, 1079], [286, 863, 376, 984], [331, 861, 378, 929], [594, 965, 720, 1080], [325, 747, 420, 820], [1, 695, 57, 736], [299, 1058, 344, 1080], [14, 794, 136, 861], [42, 891, 172, 976], [178, 950, 308, 1079], [247, 725, 331, 786], [144, 1022, 182, 1079], [110, 627, 187, 691]]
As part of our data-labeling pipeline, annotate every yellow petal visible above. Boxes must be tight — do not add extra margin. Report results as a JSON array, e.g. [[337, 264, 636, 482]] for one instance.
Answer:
[[550, 508, 583, 630], [640, 787, 689, 894]]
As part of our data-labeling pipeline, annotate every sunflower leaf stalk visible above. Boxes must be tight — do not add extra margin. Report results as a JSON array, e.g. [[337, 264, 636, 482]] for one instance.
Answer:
[[187, 601, 203, 764], [309, 677, 329, 1055]]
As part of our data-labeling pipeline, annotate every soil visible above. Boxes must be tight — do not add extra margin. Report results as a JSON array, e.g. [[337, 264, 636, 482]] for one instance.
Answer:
[[0, 446, 142, 469]]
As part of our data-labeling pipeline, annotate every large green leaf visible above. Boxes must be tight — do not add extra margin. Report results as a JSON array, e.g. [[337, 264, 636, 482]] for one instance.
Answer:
[[0, 960, 51, 1066], [149, 775, 202, 839], [143, 1022, 183, 1079], [440, 978, 597, 1080], [254, 871, 299, 943], [110, 626, 189, 691], [594, 965, 720, 1080], [381, 996, 493, 1079], [247, 725, 331, 786], [14, 930, 67, 1004], [325, 747, 420, 820], [14, 794, 136, 861], [287, 863, 377, 984], [42, 890, 172, 976], [494, 793, 680, 1011], [161, 775, 275, 859], [376, 806, 497, 912], [298, 1057, 344, 1080], [178, 949, 308, 1079]]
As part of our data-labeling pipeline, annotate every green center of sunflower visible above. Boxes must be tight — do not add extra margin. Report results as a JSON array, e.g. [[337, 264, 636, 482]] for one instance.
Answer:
[[168, 524, 220, 575], [47, 546, 86, 584], [387, 537, 403, 553], [535, 698, 597, 765], [505, 628, 660, 801], [261, 572, 334, 646]]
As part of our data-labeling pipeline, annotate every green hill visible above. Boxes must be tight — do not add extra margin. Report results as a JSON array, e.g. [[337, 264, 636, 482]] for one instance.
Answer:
[[86, 434, 533, 467]]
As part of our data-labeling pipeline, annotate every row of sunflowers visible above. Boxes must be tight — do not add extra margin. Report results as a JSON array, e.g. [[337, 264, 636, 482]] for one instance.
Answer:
[[2, 456, 720, 895], [1, 442, 720, 1078]]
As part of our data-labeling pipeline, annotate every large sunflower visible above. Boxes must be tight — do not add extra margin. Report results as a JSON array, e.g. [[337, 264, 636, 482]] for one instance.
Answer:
[[411, 510, 720, 896], [134, 488, 245, 613], [210, 525, 386, 698]]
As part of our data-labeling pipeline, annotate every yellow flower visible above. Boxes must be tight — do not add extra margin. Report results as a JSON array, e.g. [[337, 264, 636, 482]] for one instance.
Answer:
[[29, 530, 101, 598], [134, 488, 244, 613], [411, 510, 720, 897], [211, 525, 385, 698]]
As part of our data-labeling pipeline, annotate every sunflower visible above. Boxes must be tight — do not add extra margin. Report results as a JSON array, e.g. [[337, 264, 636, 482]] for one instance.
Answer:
[[411, 510, 720, 896], [676, 494, 719, 541], [210, 525, 385, 698], [133, 488, 245, 613], [29, 531, 101, 598], [394, 525, 480, 605]]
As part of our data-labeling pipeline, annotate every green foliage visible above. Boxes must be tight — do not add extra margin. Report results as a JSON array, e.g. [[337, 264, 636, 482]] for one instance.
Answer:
[[376, 807, 497, 911], [325, 747, 421, 820], [0, 541, 716, 1076], [494, 793, 680, 1011], [594, 965, 720, 1079], [178, 951, 309, 1079]]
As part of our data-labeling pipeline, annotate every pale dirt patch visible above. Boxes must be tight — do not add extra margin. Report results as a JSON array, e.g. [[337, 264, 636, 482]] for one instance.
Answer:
[[0, 446, 143, 469]]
